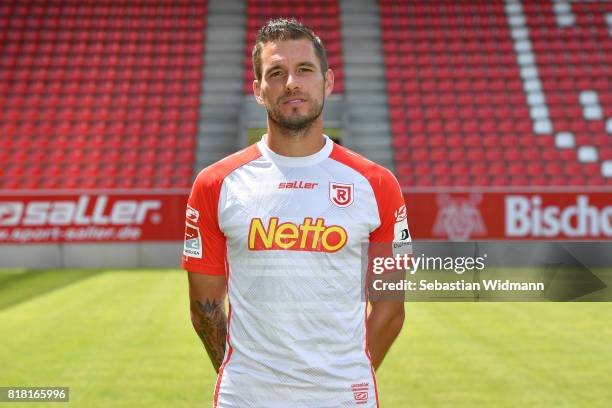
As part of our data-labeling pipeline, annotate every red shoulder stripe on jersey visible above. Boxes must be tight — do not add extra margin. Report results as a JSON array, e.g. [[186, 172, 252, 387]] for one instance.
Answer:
[[329, 143, 403, 242], [200, 143, 262, 184], [182, 144, 261, 275]]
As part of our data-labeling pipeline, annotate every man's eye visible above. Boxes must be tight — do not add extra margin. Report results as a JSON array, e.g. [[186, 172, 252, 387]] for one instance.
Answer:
[[270, 71, 281, 77], [299, 67, 313, 72]]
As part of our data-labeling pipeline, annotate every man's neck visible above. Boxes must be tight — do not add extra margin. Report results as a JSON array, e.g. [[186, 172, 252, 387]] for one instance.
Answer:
[[264, 119, 326, 157]]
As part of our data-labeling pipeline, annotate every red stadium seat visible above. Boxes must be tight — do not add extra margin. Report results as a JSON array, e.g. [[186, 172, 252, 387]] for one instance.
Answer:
[[0, 2, 204, 190], [244, 0, 344, 94], [382, 0, 611, 186]]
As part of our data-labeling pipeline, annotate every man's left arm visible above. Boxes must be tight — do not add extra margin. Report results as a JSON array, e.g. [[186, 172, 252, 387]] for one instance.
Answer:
[[366, 168, 410, 370], [367, 299, 405, 370]]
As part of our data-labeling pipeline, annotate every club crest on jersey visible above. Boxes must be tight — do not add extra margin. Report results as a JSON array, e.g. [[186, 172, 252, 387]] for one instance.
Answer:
[[329, 182, 354, 208]]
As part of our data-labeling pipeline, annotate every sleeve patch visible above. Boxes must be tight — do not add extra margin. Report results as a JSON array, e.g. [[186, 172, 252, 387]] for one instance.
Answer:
[[183, 222, 203, 258], [393, 218, 412, 256], [186, 205, 199, 222], [394, 204, 407, 222]]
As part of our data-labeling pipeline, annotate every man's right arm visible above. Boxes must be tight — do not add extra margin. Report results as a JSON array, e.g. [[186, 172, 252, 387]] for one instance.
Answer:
[[188, 272, 227, 373]]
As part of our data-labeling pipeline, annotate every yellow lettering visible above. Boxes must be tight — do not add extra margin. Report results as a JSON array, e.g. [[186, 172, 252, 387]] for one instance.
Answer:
[[274, 223, 299, 249], [249, 217, 347, 252], [248, 217, 277, 249], [310, 218, 325, 249], [321, 226, 347, 252], [299, 217, 313, 247]]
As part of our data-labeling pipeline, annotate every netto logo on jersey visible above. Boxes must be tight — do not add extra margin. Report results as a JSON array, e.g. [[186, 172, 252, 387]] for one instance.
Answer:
[[248, 217, 347, 253]]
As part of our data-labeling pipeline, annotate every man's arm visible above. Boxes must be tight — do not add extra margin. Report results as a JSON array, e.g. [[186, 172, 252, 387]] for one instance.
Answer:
[[188, 272, 227, 373], [367, 299, 405, 371]]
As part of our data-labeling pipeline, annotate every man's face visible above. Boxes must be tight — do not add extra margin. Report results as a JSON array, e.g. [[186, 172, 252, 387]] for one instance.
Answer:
[[253, 39, 334, 132]]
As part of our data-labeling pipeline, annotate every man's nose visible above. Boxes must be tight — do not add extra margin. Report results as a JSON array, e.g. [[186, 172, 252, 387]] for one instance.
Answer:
[[286, 73, 300, 91]]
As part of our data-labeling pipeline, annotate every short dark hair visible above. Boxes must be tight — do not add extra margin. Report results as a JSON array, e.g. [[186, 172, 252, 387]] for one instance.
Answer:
[[252, 18, 328, 82]]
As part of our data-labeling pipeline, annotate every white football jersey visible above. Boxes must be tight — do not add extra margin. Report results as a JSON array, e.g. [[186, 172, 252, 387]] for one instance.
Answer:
[[182, 135, 411, 408]]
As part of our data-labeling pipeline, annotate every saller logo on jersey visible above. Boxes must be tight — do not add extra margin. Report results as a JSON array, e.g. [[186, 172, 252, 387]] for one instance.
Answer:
[[248, 217, 347, 252]]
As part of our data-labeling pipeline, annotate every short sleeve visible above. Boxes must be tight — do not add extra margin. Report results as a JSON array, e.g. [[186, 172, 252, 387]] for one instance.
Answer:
[[369, 169, 412, 256], [181, 171, 227, 275]]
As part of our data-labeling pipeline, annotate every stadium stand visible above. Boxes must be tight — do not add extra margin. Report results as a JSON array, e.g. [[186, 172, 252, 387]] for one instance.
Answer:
[[381, 0, 612, 187], [0, 0, 206, 189], [243, 0, 344, 94], [2, 0, 610, 191]]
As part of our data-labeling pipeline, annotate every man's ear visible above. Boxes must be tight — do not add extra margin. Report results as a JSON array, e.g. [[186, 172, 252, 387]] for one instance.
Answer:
[[324, 69, 334, 97], [253, 80, 264, 105]]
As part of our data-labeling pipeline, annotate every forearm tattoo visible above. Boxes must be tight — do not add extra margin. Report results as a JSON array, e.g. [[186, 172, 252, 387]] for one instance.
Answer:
[[194, 299, 227, 373]]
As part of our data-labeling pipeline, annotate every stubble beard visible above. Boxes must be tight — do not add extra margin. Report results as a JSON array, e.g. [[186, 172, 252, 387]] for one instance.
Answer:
[[266, 91, 325, 137]]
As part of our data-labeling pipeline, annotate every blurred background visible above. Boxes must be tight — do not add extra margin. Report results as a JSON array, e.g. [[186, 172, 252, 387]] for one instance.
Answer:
[[1, 0, 611, 407]]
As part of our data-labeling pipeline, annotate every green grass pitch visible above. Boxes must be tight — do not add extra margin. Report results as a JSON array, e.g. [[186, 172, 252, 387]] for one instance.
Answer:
[[1, 269, 611, 407]]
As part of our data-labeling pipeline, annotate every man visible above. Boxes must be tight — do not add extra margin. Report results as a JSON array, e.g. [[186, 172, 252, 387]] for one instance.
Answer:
[[183, 18, 410, 408]]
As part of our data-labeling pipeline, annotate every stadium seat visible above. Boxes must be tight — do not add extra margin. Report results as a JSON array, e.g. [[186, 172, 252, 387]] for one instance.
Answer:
[[244, 0, 344, 94], [0, 0, 206, 190], [381, 0, 611, 186]]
